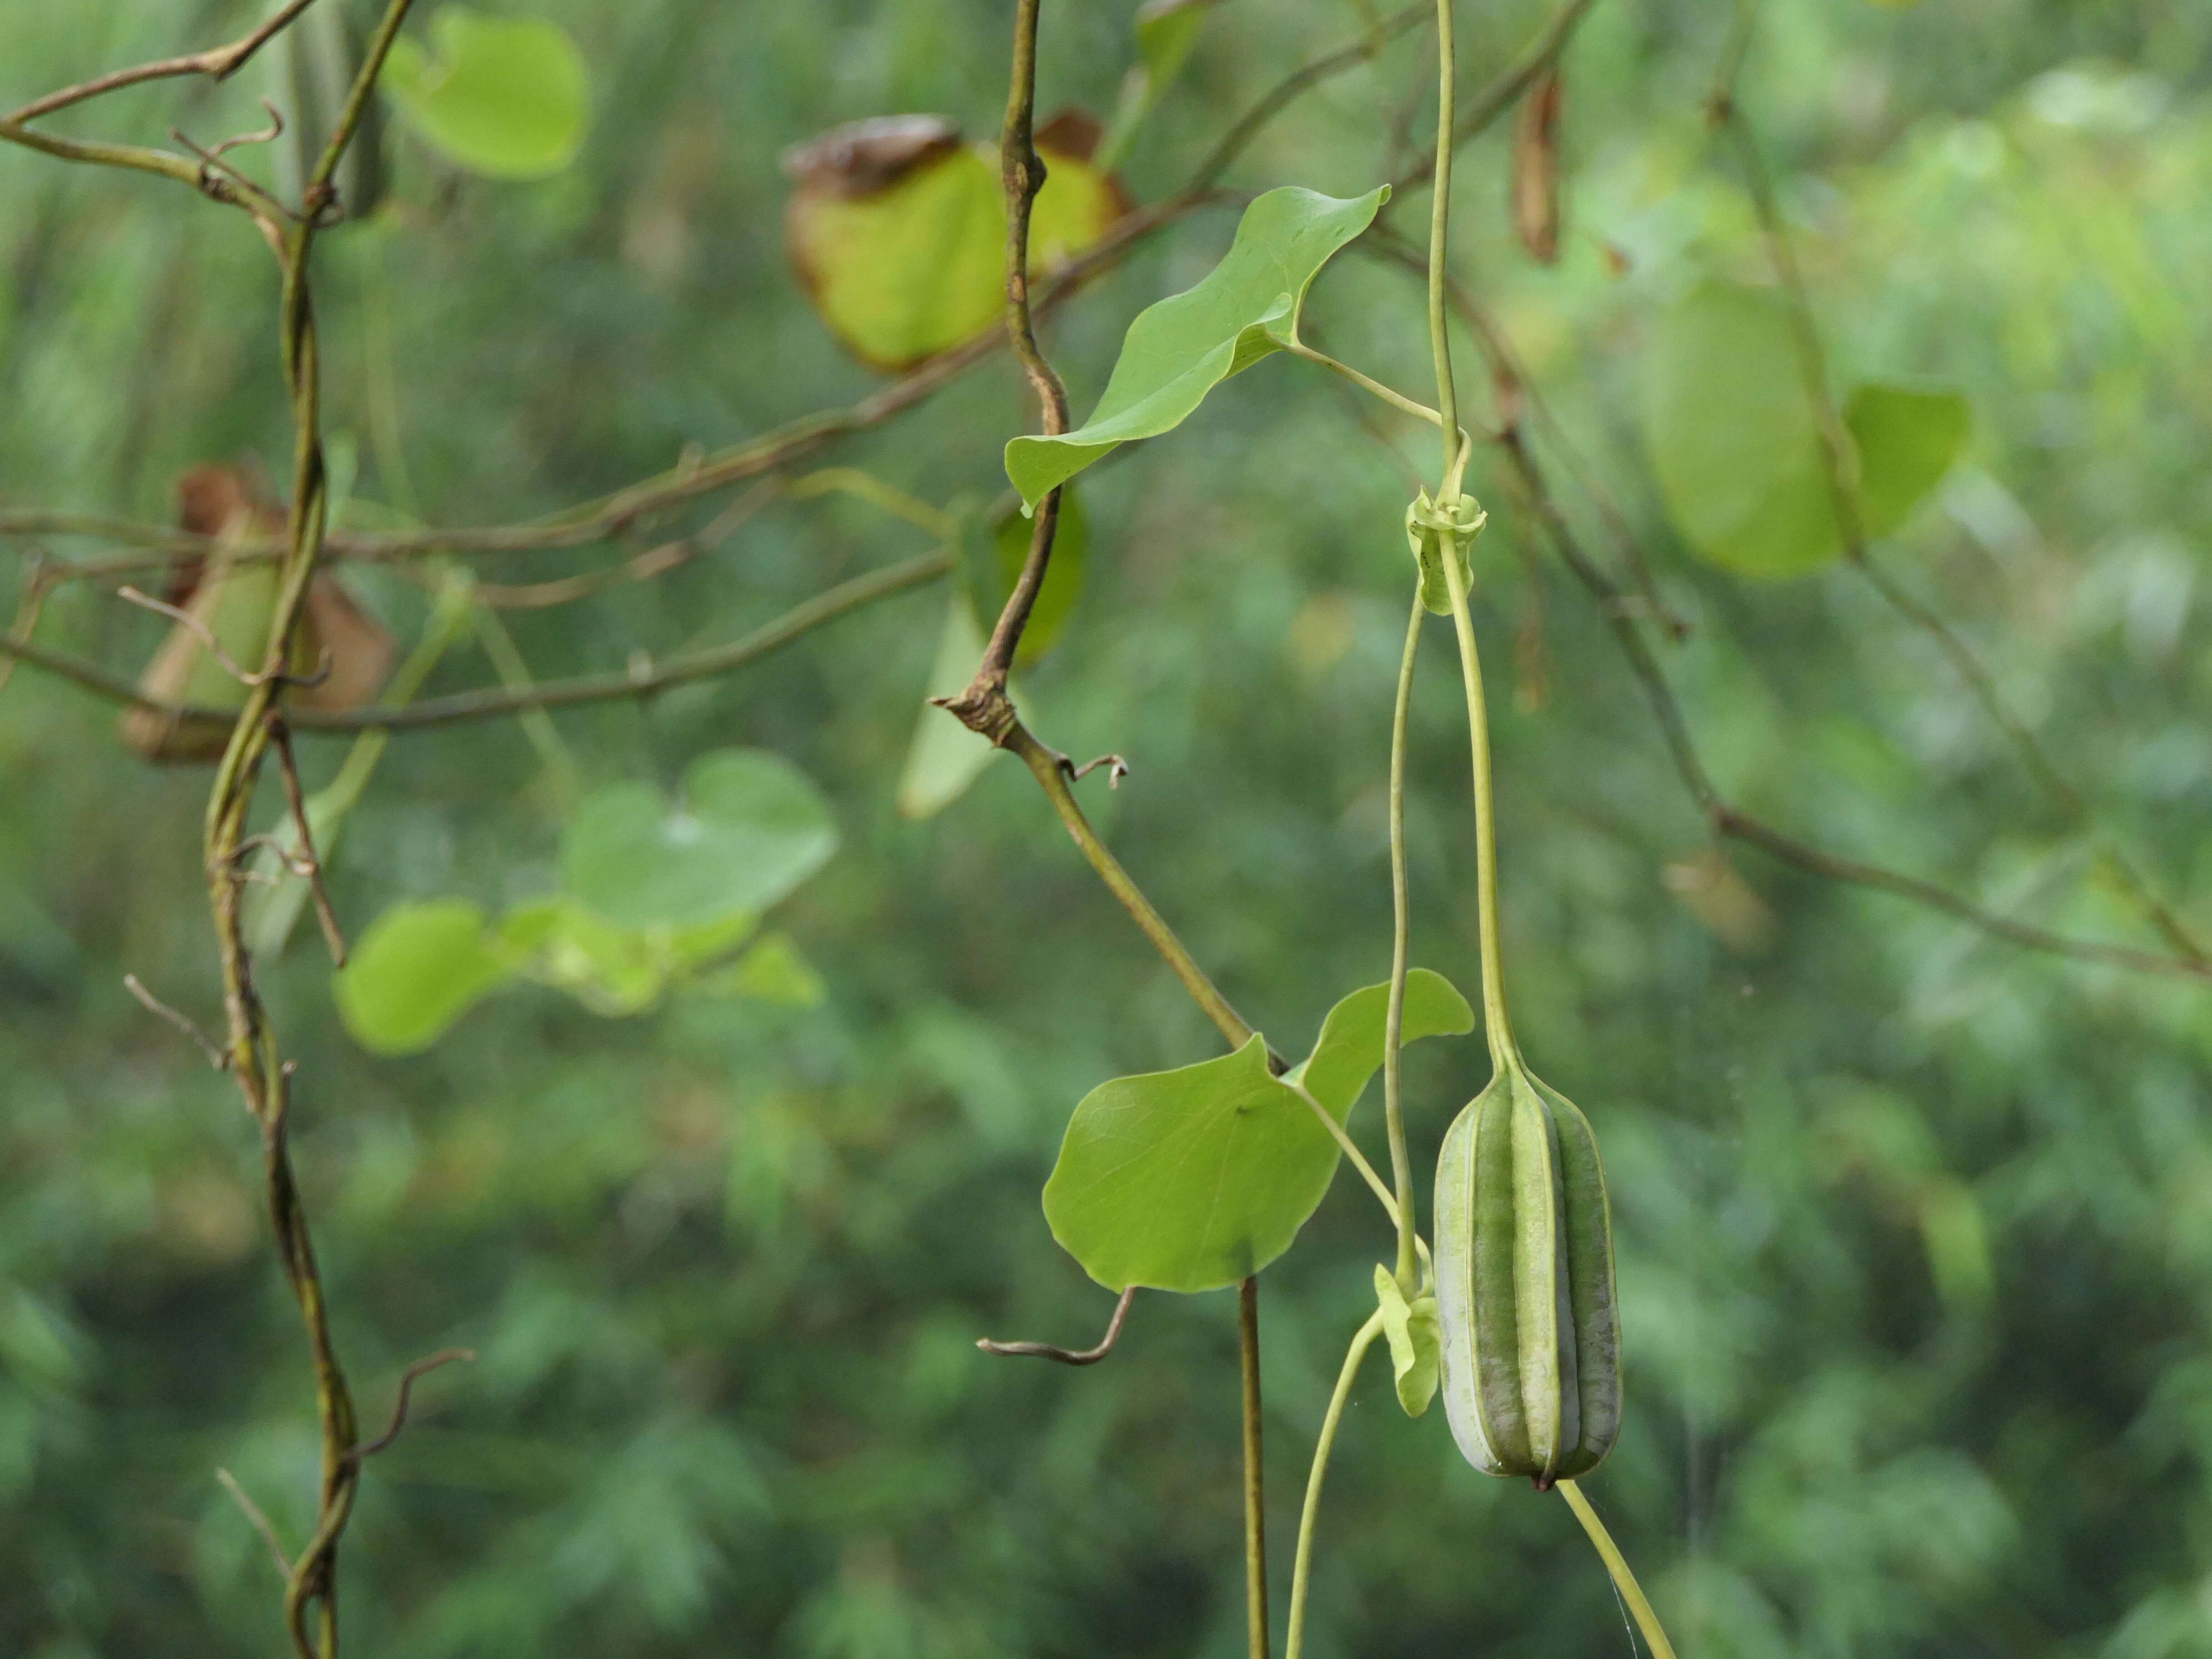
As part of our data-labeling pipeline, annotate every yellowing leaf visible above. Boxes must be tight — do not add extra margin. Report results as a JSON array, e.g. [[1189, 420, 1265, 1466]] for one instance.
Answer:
[[784, 114, 1126, 372]]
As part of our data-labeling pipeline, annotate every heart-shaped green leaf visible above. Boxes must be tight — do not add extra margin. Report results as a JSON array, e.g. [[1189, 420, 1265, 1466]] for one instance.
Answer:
[[380, 7, 590, 181], [563, 749, 838, 930], [1041, 969, 1471, 1293], [335, 898, 518, 1055], [1642, 279, 1840, 578], [1845, 382, 1971, 538], [1644, 283, 1974, 576], [1005, 184, 1389, 508]]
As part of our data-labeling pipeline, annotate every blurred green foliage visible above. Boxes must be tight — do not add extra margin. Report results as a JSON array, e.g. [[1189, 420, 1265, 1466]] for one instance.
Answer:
[[2, 1, 2211, 1656]]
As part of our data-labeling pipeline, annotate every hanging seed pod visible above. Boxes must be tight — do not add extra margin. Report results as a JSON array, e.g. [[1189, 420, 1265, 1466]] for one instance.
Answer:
[[1432, 1055, 1619, 1486]]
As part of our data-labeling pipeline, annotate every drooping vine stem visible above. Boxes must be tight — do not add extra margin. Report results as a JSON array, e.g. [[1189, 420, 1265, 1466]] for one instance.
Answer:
[[1282, 1312, 1386, 1659], [1423, 0, 1462, 488], [1438, 537, 1517, 1068], [1414, 0, 1516, 1071], [1382, 590, 1425, 1292], [1558, 1480, 1679, 1659], [1240, 1277, 1271, 1659]]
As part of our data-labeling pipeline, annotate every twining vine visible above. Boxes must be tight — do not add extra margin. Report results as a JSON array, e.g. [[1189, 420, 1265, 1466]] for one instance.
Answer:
[[0, 1, 2202, 1655]]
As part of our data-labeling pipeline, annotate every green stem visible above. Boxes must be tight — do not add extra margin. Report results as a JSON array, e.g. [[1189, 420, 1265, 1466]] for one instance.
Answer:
[[1558, 1480, 1679, 1659], [1007, 724, 1256, 1051], [1440, 539, 1516, 1067], [1283, 1311, 1387, 1659], [1240, 1277, 1271, 1659], [1425, 0, 1461, 488], [1383, 589, 1424, 1290]]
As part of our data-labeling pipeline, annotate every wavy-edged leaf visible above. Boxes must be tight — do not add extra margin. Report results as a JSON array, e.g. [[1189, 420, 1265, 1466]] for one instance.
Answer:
[[1005, 184, 1389, 508], [1042, 968, 1470, 1293], [380, 7, 590, 180], [1283, 968, 1476, 1117]]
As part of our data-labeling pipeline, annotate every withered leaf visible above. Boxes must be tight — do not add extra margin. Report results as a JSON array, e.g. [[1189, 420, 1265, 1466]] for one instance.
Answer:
[[1512, 69, 1563, 265]]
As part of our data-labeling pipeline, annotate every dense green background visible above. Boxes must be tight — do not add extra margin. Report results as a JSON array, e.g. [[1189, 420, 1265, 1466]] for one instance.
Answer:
[[4, 0, 2211, 1654]]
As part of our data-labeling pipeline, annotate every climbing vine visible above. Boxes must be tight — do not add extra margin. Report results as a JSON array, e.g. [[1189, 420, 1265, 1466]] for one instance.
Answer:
[[1, 1, 2204, 1655]]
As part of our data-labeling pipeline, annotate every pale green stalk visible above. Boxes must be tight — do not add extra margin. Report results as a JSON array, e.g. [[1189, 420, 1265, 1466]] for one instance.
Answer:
[[1425, 0, 1461, 489], [1283, 1311, 1388, 1659], [1558, 1480, 1679, 1659], [1383, 590, 1424, 1291], [1438, 515, 1516, 1067]]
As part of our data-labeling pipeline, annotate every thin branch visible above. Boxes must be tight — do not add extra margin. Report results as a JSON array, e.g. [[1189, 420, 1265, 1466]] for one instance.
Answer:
[[1387, 0, 1602, 196], [1283, 1312, 1388, 1659], [1714, 84, 2207, 966], [123, 974, 230, 1070], [1190, 2, 1428, 190], [1850, 548, 2208, 965], [216, 1468, 295, 1580], [1, 549, 952, 731], [1472, 336, 2212, 986], [0, 553, 56, 700], [347, 1348, 475, 1463], [0, 3, 1453, 578], [266, 716, 347, 967], [1007, 724, 1259, 1049], [1361, 221, 1687, 635], [117, 585, 261, 687], [6, 0, 322, 125], [977, 1287, 1135, 1365]]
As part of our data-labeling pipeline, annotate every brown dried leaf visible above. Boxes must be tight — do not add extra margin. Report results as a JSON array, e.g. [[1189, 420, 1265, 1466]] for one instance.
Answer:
[[1512, 69, 1563, 265]]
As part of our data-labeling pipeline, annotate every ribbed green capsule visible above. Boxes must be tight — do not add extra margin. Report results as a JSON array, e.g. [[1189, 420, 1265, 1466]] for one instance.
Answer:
[[1433, 1058, 1619, 1486]]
